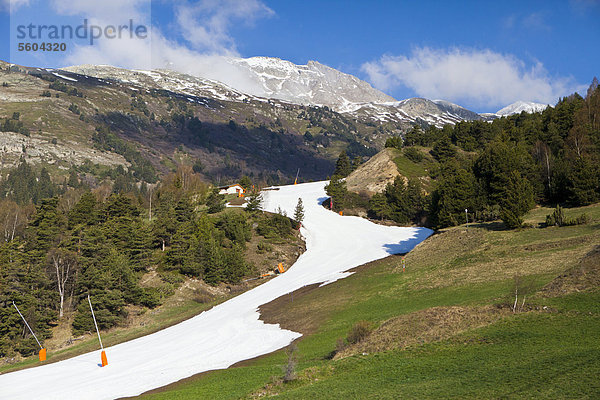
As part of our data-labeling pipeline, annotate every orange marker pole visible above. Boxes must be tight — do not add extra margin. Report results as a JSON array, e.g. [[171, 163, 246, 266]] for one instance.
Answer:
[[12, 301, 46, 361], [88, 294, 108, 367]]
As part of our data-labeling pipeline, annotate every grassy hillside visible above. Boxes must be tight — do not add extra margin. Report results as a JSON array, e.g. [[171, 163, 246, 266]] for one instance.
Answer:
[[137, 203, 600, 399]]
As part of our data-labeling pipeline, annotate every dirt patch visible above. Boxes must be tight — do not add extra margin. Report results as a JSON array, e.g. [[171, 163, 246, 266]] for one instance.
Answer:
[[259, 283, 324, 335], [522, 236, 590, 252], [334, 305, 507, 360], [542, 246, 600, 297], [345, 148, 403, 195]]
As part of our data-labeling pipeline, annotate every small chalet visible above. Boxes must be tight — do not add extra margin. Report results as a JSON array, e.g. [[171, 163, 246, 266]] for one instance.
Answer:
[[218, 184, 245, 196]]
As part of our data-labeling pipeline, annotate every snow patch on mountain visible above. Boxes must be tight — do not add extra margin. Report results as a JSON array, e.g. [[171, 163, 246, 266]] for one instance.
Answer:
[[63, 65, 252, 103], [496, 101, 549, 116], [228, 57, 396, 111], [349, 98, 481, 127], [63, 57, 493, 127]]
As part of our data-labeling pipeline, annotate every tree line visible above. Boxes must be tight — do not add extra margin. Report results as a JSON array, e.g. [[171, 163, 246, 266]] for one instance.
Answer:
[[0, 165, 295, 358], [328, 78, 600, 229]]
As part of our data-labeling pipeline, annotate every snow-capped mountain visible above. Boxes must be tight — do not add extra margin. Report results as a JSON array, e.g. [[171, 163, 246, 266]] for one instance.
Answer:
[[63, 65, 251, 103], [64, 56, 547, 128], [350, 98, 481, 126], [66, 57, 395, 113], [496, 101, 549, 116], [227, 57, 396, 112]]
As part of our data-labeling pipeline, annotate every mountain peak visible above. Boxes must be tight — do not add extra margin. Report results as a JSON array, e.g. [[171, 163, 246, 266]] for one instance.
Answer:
[[496, 101, 548, 116], [227, 56, 396, 110]]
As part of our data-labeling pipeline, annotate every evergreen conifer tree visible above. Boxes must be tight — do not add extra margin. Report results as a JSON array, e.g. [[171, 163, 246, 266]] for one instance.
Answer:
[[294, 198, 304, 223]]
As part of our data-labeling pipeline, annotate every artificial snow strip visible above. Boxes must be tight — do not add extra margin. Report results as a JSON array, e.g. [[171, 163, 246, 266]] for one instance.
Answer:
[[0, 181, 432, 400]]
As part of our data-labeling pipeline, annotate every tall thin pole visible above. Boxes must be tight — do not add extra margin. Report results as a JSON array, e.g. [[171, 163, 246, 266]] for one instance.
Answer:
[[88, 294, 103, 350], [465, 208, 469, 228], [12, 301, 42, 349]]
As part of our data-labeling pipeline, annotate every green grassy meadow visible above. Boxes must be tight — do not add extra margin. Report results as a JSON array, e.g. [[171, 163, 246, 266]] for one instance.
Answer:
[[137, 203, 600, 399]]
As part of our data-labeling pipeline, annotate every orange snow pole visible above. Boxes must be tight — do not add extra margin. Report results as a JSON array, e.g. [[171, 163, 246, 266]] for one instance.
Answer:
[[88, 294, 108, 367], [12, 301, 46, 362], [277, 263, 285, 273]]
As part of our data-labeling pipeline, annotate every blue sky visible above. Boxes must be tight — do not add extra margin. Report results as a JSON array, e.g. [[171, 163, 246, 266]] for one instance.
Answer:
[[1, 0, 599, 112]]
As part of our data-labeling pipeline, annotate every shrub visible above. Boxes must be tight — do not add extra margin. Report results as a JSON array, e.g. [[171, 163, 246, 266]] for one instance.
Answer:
[[545, 205, 566, 226], [572, 213, 591, 225], [346, 320, 373, 345], [257, 240, 273, 253], [256, 213, 292, 238], [385, 136, 403, 149], [404, 147, 424, 163], [545, 205, 590, 227]]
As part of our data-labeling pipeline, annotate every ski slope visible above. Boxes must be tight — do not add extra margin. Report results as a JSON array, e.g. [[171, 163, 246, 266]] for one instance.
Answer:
[[0, 181, 432, 399]]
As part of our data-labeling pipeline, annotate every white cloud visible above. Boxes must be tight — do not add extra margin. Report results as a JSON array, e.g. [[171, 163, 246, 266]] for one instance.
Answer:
[[503, 12, 551, 32], [522, 12, 551, 31], [50, 0, 149, 23], [361, 47, 585, 109], [1, 0, 30, 13], [60, 0, 275, 93], [174, 0, 274, 56], [62, 29, 268, 97]]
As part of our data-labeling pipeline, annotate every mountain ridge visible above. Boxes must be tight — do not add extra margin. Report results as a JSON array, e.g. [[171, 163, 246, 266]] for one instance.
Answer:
[[64, 57, 551, 125]]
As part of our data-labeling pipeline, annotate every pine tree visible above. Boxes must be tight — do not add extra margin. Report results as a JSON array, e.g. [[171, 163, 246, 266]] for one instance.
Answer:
[[499, 171, 534, 229], [430, 162, 477, 228], [325, 176, 348, 211], [245, 193, 263, 213], [431, 135, 457, 162], [68, 192, 97, 227], [206, 189, 225, 214], [294, 198, 304, 223], [333, 151, 352, 178], [239, 176, 252, 191], [567, 158, 599, 205], [368, 192, 391, 220]]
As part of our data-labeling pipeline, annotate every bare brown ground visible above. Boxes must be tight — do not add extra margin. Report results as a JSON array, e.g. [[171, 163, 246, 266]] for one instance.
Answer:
[[334, 305, 508, 360], [542, 245, 600, 296]]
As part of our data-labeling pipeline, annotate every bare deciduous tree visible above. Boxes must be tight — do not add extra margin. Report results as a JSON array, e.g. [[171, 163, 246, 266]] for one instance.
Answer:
[[283, 343, 298, 382], [0, 200, 33, 242], [512, 274, 536, 313], [49, 249, 79, 318]]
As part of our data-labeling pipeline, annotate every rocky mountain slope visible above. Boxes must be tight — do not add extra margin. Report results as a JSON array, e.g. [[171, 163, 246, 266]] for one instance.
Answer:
[[0, 60, 386, 185], [349, 98, 482, 127], [65, 57, 485, 129], [228, 57, 397, 111]]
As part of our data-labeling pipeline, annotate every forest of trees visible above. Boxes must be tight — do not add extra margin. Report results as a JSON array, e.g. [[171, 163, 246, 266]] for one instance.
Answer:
[[2, 76, 599, 360], [329, 79, 600, 229], [0, 165, 295, 358]]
